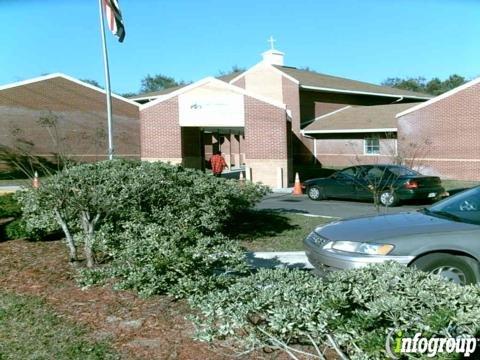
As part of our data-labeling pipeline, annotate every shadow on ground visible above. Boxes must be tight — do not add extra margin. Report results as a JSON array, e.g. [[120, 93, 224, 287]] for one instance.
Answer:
[[224, 209, 299, 241]]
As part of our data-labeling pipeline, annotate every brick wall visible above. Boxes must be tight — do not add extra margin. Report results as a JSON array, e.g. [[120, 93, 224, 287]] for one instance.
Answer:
[[244, 95, 289, 186], [244, 96, 287, 159], [0, 106, 139, 160], [397, 81, 480, 180], [315, 137, 396, 168], [244, 64, 283, 103], [0, 77, 140, 161], [140, 97, 182, 163]]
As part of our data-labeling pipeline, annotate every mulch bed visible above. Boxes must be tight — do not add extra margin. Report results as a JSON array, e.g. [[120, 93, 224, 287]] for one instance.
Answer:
[[0, 238, 321, 359], [0, 239, 337, 360], [0, 239, 241, 359]]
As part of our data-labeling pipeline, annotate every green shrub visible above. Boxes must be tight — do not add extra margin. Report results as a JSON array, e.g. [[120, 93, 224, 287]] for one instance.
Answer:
[[15, 189, 61, 236], [18, 160, 269, 297], [190, 263, 480, 359], [78, 161, 268, 297], [0, 193, 21, 218], [4, 219, 27, 239], [79, 222, 248, 298]]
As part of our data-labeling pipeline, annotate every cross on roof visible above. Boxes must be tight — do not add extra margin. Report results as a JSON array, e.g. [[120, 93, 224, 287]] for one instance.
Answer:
[[268, 36, 276, 50]]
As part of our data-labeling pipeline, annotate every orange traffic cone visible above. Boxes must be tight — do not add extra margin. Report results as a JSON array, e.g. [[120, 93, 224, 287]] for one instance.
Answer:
[[292, 172, 303, 195], [32, 171, 40, 189]]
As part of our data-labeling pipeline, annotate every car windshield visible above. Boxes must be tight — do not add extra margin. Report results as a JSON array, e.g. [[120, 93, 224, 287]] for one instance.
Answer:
[[388, 166, 420, 177], [425, 187, 480, 225]]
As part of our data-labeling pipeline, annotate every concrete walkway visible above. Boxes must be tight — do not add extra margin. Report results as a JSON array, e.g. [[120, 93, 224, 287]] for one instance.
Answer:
[[247, 251, 313, 269], [0, 186, 21, 194]]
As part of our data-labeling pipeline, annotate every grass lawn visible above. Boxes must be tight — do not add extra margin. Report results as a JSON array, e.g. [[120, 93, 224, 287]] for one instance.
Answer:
[[0, 291, 118, 360], [229, 210, 333, 251]]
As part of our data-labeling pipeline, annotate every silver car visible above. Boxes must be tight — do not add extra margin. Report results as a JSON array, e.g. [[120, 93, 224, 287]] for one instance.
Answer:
[[304, 186, 480, 285]]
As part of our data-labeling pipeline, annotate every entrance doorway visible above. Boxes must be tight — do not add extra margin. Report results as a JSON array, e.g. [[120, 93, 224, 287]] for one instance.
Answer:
[[201, 127, 245, 172]]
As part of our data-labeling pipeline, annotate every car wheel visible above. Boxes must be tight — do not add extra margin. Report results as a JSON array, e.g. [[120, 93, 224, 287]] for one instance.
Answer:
[[307, 186, 323, 201], [378, 190, 399, 207], [411, 253, 480, 285]]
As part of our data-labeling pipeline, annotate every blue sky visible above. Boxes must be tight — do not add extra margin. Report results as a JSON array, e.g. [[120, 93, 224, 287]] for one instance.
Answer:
[[1, 0, 479, 94]]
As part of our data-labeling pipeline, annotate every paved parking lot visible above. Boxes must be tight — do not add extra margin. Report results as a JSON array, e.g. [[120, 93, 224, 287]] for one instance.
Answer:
[[257, 193, 424, 219]]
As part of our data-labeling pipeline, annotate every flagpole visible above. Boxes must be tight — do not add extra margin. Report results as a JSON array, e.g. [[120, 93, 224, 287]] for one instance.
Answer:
[[98, 0, 114, 160]]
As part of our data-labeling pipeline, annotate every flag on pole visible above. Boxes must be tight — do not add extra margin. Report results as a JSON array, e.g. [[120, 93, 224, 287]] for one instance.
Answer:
[[103, 0, 125, 42]]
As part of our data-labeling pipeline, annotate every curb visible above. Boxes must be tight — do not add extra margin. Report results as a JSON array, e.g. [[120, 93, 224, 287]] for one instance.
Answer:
[[272, 187, 294, 194], [246, 251, 313, 269]]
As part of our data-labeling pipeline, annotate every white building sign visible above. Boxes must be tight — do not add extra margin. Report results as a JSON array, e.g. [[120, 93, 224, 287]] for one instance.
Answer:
[[178, 82, 245, 127]]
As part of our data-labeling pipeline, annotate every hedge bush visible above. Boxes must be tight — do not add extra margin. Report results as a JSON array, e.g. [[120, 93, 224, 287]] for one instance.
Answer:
[[190, 263, 480, 359], [80, 222, 249, 297], [4, 219, 27, 240], [0, 194, 21, 218], [17, 160, 269, 297]]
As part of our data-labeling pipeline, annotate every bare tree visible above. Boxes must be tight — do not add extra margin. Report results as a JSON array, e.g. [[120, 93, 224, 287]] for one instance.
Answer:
[[345, 132, 432, 211]]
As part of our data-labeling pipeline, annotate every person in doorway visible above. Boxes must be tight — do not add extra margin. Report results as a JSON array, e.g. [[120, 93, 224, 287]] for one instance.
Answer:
[[210, 151, 228, 177]]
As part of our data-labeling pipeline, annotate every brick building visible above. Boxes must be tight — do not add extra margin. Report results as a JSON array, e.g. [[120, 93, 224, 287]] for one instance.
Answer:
[[0, 73, 140, 168], [135, 47, 430, 187], [9, 47, 465, 187], [302, 103, 417, 167], [397, 77, 480, 180]]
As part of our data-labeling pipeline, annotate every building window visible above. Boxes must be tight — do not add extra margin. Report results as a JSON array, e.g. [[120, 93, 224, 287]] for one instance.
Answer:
[[364, 138, 380, 155]]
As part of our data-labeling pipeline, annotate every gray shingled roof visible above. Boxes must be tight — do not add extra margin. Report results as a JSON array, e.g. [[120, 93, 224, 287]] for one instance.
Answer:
[[129, 72, 244, 100], [304, 103, 417, 133], [274, 66, 431, 99]]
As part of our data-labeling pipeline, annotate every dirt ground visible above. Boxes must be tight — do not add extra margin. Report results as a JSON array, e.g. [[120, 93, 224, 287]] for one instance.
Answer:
[[0, 239, 240, 359], [0, 238, 337, 360]]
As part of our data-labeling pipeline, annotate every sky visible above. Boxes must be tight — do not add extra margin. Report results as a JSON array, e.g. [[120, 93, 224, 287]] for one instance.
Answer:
[[1, 0, 479, 94]]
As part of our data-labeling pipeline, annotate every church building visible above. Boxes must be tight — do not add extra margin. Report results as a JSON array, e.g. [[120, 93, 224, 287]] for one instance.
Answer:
[[134, 44, 430, 187]]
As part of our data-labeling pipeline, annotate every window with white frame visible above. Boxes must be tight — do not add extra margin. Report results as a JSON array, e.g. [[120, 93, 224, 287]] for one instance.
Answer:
[[364, 137, 380, 155]]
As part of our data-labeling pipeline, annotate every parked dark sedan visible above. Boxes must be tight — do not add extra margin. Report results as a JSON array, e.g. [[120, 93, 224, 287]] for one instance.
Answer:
[[304, 186, 480, 285], [303, 165, 445, 206]]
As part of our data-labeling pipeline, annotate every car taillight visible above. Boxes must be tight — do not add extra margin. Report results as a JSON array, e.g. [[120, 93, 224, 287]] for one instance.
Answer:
[[405, 180, 418, 189]]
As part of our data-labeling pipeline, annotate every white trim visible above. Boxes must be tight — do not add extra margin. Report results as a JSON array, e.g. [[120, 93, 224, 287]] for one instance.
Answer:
[[32, 154, 140, 157], [314, 153, 392, 157], [404, 157, 480, 163], [300, 85, 432, 100], [228, 61, 300, 85], [140, 77, 287, 111], [0, 73, 140, 107], [396, 76, 480, 118], [302, 128, 397, 134]]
